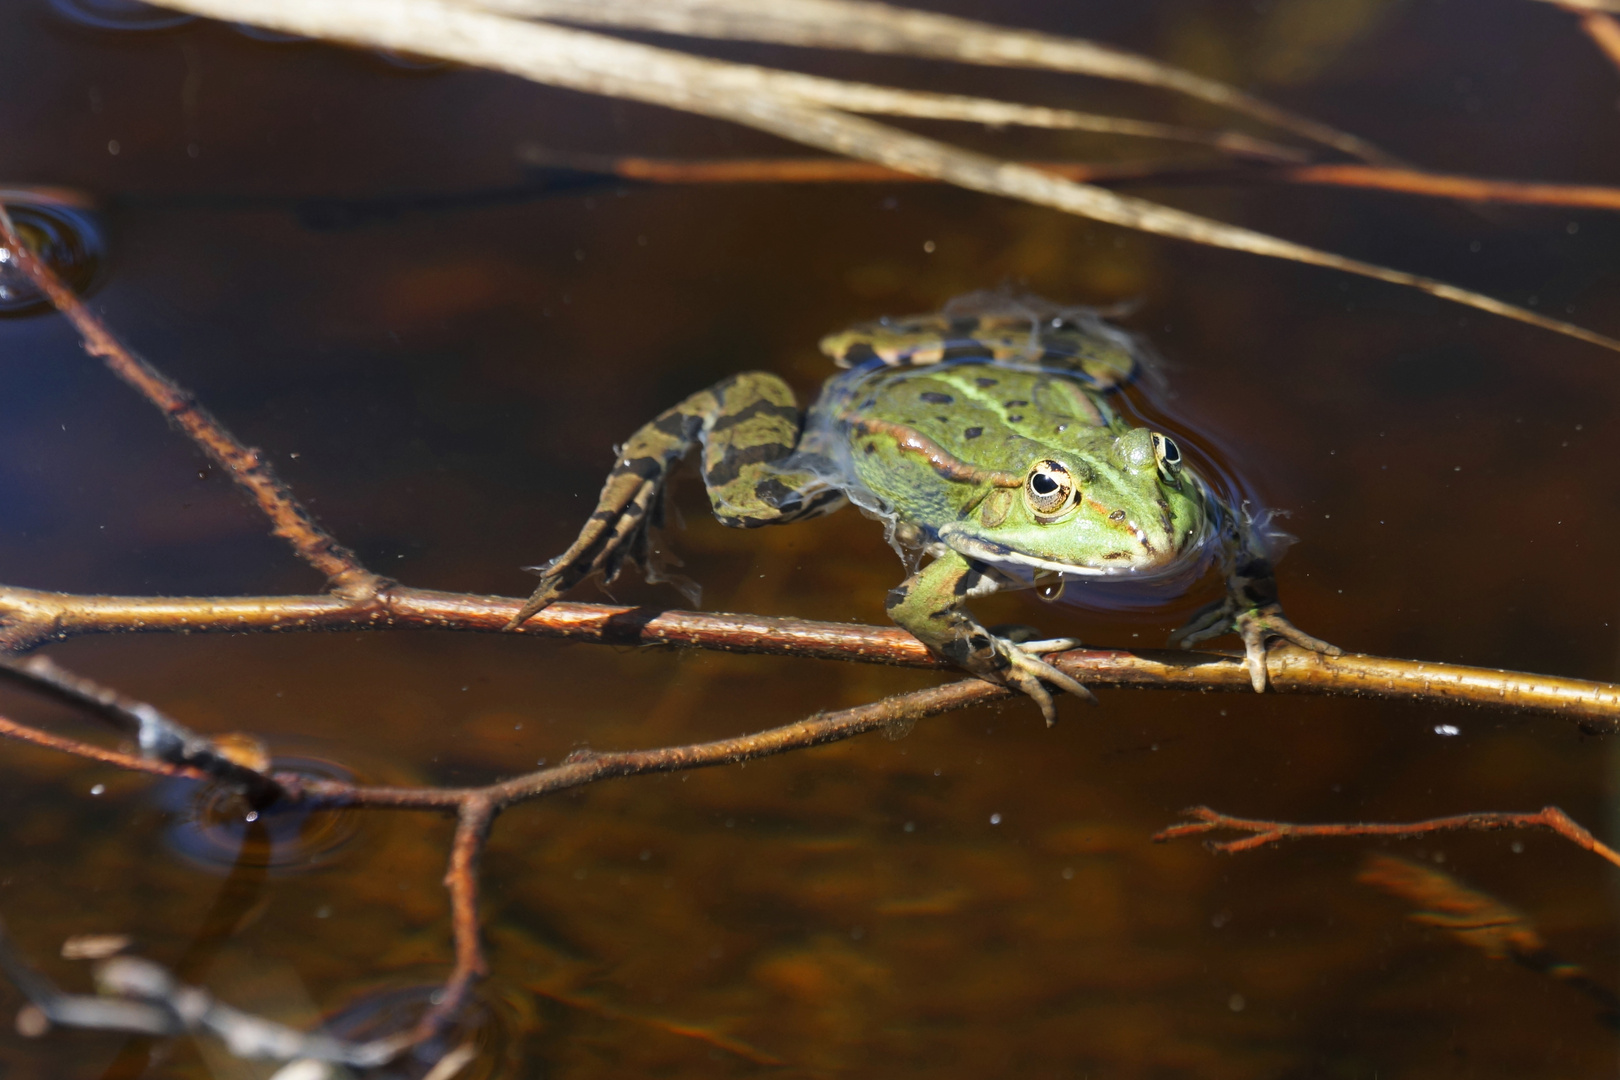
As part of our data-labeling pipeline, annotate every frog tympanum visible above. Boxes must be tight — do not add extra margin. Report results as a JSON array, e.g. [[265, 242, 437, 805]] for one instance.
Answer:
[[510, 293, 1337, 723]]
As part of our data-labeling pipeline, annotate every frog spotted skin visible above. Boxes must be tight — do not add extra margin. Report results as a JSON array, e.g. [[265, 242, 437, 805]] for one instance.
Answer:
[[510, 297, 1339, 723]]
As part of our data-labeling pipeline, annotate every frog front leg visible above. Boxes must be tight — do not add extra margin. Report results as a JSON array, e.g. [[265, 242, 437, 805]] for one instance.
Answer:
[[1169, 520, 1340, 692], [886, 550, 1096, 726]]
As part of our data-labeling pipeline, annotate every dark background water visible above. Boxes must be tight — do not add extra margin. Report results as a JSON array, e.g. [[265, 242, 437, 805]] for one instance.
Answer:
[[2, 0, 1620, 1075]]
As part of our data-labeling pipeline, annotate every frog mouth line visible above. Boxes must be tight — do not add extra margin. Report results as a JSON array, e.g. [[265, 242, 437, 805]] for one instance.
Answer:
[[940, 527, 1170, 577]]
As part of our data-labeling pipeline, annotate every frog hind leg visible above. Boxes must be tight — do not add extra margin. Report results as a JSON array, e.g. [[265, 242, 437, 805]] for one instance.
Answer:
[[699, 376, 847, 530], [886, 550, 1096, 726], [1168, 516, 1342, 691], [507, 373, 841, 629]]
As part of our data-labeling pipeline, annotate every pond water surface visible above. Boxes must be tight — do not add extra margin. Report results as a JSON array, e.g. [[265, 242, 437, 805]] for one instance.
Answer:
[[2, 1, 1620, 1076]]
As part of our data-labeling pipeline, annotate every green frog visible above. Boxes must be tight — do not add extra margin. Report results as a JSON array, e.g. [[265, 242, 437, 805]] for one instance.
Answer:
[[509, 294, 1337, 723]]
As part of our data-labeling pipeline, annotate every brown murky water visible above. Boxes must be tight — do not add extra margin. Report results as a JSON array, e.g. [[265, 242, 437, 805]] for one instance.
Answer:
[[3, 1, 1620, 1076]]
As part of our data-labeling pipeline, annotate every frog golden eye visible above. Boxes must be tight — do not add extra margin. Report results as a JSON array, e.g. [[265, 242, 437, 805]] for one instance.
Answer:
[[1024, 459, 1076, 521], [1151, 433, 1182, 479]]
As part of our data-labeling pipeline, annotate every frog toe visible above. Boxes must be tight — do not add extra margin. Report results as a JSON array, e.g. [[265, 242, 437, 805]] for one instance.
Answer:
[[1003, 667, 1061, 727], [1002, 643, 1098, 722], [1017, 636, 1084, 656], [506, 572, 568, 630], [1168, 600, 1235, 649], [1232, 605, 1342, 691], [1267, 619, 1342, 657], [1239, 619, 1271, 693]]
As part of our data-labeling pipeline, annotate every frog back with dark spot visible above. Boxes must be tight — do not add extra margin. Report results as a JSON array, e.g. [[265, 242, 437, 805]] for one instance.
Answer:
[[826, 362, 1125, 522]]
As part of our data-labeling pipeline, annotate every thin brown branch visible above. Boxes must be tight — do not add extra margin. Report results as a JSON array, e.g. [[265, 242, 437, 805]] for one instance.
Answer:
[[0, 202, 381, 599], [548, 152, 1620, 211], [1156, 804, 1620, 869], [0, 711, 206, 782], [1, 584, 1617, 727], [528, 149, 1236, 186], [0, 656, 279, 799]]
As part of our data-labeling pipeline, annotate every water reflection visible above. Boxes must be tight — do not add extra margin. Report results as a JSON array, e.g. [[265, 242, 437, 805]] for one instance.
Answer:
[[0, 193, 105, 317], [46, 0, 194, 31], [320, 975, 532, 1080], [157, 756, 364, 873]]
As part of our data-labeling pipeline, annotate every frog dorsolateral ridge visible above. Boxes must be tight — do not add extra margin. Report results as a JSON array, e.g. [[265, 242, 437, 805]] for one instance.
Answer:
[[510, 292, 1338, 724]]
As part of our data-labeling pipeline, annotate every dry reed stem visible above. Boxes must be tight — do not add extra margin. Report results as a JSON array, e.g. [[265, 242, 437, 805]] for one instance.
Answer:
[[468, 0, 1389, 161], [1157, 805, 1620, 868], [1577, 9, 1620, 67], [510, 66, 1312, 161], [147, 0, 1620, 352]]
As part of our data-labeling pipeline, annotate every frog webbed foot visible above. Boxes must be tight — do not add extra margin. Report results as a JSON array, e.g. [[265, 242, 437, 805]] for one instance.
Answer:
[[972, 634, 1097, 727], [507, 444, 678, 630], [888, 552, 1096, 725], [1170, 598, 1341, 693]]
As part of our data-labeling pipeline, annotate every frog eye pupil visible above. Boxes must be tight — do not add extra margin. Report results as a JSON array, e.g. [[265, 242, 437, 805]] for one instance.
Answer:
[[1152, 433, 1182, 473], [1024, 459, 1075, 519]]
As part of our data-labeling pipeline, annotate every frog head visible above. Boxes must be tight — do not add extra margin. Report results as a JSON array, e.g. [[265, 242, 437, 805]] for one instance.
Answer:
[[938, 427, 1207, 580]]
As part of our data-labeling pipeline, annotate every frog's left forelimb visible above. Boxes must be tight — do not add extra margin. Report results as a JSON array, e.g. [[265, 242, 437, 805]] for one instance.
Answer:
[[885, 550, 1096, 725]]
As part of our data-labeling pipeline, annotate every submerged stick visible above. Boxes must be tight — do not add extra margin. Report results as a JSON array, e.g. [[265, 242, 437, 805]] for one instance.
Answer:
[[1156, 804, 1620, 868]]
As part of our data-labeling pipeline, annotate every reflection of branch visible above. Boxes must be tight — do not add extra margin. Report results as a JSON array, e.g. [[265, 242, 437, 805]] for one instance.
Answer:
[[2, 584, 1617, 727], [1359, 853, 1620, 1028], [1156, 804, 1620, 869], [0, 203, 381, 599], [0, 916, 406, 1068]]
